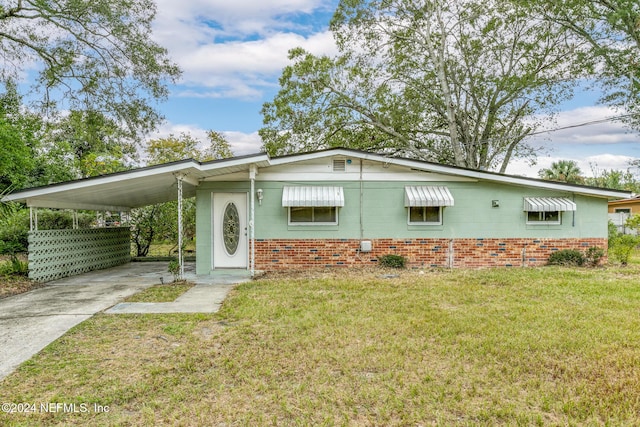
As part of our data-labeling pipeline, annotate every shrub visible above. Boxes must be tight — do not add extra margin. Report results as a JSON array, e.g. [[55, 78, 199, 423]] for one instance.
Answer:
[[168, 259, 180, 281], [609, 234, 640, 266], [379, 254, 406, 269], [0, 258, 28, 277], [10, 258, 28, 276], [547, 249, 585, 266], [608, 220, 620, 247], [0, 261, 13, 276], [584, 246, 605, 267]]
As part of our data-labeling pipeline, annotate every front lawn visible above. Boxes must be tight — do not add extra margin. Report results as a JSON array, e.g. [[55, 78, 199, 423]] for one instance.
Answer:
[[1, 265, 640, 425]]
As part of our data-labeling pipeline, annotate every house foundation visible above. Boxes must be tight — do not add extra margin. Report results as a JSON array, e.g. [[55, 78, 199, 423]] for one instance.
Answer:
[[254, 238, 608, 270]]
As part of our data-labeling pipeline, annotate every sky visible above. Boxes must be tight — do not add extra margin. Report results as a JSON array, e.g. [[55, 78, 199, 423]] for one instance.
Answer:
[[148, 0, 640, 179]]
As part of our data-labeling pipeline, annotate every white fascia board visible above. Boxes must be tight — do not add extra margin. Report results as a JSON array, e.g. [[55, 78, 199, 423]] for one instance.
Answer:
[[384, 157, 631, 199], [199, 155, 270, 172]]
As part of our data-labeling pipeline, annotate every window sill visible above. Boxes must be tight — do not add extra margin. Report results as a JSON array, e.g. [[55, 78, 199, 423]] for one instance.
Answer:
[[408, 224, 444, 231], [287, 225, 340, 231]]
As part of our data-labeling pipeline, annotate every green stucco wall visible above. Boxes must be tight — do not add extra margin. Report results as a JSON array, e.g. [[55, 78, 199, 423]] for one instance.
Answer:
[[195, 180, 608, 274], [253, 181, 605, 239]]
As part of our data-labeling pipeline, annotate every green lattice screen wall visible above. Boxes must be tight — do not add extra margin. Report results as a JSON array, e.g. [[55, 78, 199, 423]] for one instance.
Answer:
[[28, 228, 131, 282]]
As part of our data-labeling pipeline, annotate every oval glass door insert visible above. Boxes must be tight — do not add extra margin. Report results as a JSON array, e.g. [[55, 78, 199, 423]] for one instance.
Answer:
[[223, 202, 240, 255]]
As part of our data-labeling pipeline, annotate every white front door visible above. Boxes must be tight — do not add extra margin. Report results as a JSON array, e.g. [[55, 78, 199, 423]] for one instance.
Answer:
[[212, 192, 248, 269]]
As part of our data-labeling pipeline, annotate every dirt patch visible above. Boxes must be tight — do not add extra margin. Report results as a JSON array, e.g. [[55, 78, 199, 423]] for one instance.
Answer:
[[0, 276, 43, 299], [0, 254, 40, 298]]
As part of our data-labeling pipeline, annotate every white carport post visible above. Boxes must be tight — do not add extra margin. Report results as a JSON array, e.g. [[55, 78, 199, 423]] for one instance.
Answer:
[[249, 164, 257, 278], [29, 207, 38, 231], [175, 173, 185, 280]]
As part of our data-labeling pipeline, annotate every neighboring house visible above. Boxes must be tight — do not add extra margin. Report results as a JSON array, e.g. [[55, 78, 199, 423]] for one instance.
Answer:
[[608, 195, 640, 235], [608, 195, 640, 215], [2, 148, 631, 280]]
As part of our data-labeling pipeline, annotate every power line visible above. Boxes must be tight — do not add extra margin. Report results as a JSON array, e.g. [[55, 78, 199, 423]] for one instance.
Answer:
[[528, 113, 638, 137]]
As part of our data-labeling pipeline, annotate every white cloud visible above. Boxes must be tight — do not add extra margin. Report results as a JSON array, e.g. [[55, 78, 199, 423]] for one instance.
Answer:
[[153, 1, 338, 99], [582, 154, 637, 174], [528, 106, 638, 148], [506, 152, 636, 179], [507, 105, 640, 178], [155, 0, 325, 31], [177, 31, 335, 81], [505, 156, 554, 178], [224, 131, 264, 155]]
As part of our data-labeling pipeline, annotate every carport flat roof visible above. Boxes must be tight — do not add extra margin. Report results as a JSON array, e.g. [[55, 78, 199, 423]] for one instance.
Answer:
[[2, 154, 270, 211]]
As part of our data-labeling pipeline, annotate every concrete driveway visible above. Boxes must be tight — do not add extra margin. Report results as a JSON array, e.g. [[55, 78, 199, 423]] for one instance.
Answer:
[[0, 262, 172, 381]]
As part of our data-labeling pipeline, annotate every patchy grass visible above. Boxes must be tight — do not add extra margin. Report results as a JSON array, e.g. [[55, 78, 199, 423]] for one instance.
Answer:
[[1, 265, 640, 425], [124, 281, 194, 303], [145, 242, 196, 257]]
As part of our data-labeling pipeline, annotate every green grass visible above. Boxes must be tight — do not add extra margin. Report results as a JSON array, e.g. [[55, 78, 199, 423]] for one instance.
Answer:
[[124, 282, 193, 303], [1, 265, 640, 425], [143, 242, 196, 257]]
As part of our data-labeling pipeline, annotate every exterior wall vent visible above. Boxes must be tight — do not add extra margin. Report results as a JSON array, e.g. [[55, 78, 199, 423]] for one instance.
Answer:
[[332, 159, 346, 172]]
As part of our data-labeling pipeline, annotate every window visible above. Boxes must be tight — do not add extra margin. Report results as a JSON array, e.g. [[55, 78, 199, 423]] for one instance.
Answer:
[[523, 197, 574, 225], [408, 206, 442, 225], [404, 186, 453, 226], [615, 208, 631, 214], [282, 186, 344, 226], [527, 210, 561, 224], [289, 206, 338, 225]]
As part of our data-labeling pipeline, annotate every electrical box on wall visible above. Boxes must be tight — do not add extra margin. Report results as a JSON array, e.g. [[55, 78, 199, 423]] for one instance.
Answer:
[[360, 240, 372, 252]]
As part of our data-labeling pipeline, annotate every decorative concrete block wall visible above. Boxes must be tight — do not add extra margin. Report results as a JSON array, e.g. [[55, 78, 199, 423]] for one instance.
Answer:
[[28, 228, 131, 282], [254, 238, 608, 270]]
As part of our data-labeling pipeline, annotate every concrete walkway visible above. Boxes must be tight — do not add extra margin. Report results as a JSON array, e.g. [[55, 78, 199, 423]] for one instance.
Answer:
[[106, 268, 250, 314], [0, 262, 250, 381]]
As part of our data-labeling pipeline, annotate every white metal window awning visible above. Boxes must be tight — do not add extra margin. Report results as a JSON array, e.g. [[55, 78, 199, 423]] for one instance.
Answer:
[[523, 197, 576, 212], [404, 186, 454, 207], [282, 186, 345, 207]]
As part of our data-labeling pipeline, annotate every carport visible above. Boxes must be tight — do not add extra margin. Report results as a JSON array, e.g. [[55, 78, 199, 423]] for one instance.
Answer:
[[2, 155, 269, 282]]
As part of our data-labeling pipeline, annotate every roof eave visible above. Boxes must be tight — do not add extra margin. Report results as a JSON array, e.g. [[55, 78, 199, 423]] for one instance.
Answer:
[[271, 149, 631, 199]]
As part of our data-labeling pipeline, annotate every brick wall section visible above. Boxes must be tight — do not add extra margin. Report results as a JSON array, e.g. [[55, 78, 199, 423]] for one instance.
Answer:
[[254, 238, 608, 270]]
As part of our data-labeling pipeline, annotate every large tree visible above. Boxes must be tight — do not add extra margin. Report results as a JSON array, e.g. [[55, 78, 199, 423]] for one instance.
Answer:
[[35, 110, 137, 181], [0, 84, 41, 191], [534, 0, 640, 129], [0, 0, 180, 135], [261, 0, 578, 172]]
